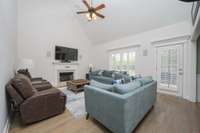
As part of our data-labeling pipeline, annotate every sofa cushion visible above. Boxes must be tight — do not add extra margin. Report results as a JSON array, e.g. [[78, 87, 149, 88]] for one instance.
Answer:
[[102, 70, 114, 78], [122, 75, 131, 84], [90, 80, 114, 91], [11, 74, 35, 99], [114, 81, 141, 94], [90, 76, 114, 84], [136, 76, 153, 86], [90, 70, 103, 76], [119, 71, 128, 75], [113, 73, 123, 80]]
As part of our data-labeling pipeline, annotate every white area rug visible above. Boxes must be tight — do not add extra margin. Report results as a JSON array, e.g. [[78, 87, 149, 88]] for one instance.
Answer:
[[61, 88, 86, 118]]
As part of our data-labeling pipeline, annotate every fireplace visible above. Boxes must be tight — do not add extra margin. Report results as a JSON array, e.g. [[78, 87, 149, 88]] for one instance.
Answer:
[[59, 72, 74, 82], [57, 71, 74, 87], [53, 62, 78, 87]]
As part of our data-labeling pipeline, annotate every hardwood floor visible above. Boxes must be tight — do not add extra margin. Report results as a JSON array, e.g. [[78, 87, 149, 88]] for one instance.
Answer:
[[10, 94, 200, 133]]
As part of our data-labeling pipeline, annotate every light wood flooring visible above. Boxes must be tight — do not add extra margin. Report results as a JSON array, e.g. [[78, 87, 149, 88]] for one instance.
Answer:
[[9, 94, 200, 133]]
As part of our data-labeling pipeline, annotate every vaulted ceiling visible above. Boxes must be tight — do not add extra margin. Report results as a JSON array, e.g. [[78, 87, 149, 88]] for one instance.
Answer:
[[69, 0, 192, 44]]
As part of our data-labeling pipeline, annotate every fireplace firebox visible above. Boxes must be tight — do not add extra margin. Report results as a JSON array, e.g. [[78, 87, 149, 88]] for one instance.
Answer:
[[59, 72, 73, 82]]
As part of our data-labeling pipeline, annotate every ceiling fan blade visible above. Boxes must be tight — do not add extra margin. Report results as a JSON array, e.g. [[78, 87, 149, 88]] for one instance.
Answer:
[[77, 11, 89, 14], [83, 0, 90, 9], [94, 4, 105, 11], [94, 12, 105, 19]]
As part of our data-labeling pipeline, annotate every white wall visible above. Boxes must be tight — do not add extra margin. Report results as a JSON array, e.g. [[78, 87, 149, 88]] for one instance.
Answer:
[[197, 37, 200, 102], [91, 21, 191, 72], [0, 0, 17, 132], [91, 21, 197, 102], [17, 0, 92, 83]]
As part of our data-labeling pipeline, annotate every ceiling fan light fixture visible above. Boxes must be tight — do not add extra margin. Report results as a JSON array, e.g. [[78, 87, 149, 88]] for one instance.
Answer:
[[77, 0, 105, 21], [86, 13, 97, 21]]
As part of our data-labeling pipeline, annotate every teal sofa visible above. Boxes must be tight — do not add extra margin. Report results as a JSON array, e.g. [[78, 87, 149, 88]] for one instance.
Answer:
[[88, 70, 131, 84], [84, 78, 157, 133]]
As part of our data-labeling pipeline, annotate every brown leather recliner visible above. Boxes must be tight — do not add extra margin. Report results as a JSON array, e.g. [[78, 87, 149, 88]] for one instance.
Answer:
[[6, 74, 66, 124], [17, 69, 53, 91]]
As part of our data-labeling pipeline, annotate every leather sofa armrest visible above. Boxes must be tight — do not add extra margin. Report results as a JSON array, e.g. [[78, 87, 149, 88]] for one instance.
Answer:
[[20, 89, 66, 124]]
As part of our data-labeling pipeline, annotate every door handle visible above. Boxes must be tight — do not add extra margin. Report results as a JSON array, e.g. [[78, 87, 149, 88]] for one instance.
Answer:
[[179, 68, 183, 75], [179, 72, 183, 75]]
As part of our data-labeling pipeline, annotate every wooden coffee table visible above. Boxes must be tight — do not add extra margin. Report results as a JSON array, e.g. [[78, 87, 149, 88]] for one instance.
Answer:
[[67, 79, 90, 93]]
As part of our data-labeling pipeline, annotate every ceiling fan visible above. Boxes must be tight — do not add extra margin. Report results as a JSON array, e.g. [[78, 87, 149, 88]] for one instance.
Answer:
[[77, 0, 106, 21]]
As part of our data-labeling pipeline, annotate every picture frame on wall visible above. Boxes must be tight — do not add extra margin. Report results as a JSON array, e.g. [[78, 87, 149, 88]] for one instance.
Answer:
[[191, 1, 200, 25]]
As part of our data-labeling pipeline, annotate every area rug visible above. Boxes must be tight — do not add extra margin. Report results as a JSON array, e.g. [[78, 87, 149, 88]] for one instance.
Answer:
[[61, 88, 86, 118]]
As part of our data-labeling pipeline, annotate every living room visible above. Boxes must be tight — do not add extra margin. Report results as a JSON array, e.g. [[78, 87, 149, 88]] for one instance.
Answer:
[[1, 0, 200, 133]]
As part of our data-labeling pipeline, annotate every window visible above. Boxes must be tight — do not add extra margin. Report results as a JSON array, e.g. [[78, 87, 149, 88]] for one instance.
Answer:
[[109, 48, 137, 76]]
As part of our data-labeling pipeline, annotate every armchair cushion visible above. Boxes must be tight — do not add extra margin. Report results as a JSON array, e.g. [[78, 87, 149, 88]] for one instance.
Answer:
[[11, 74, 35, 99], [114, 81, 141, 94]]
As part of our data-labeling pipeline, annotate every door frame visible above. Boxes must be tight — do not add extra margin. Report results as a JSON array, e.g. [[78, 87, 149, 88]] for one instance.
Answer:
[[155, 44, 184, 97], [151, 36, 191, 98]]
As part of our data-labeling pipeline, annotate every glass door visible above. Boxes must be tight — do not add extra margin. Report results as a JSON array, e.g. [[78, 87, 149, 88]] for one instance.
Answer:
[[156, 45, 183, 96]]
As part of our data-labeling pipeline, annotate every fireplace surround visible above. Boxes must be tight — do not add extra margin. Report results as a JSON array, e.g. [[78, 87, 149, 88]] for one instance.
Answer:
[[53, 62, 78, 87]]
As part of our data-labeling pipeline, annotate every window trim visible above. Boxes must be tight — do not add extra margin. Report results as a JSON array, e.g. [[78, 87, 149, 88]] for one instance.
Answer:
[[108, 46, 139, 75]]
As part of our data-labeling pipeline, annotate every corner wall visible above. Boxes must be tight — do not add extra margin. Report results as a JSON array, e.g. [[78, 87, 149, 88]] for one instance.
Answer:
[[17, 0, 93, 83], [0, 0, 17, 132]]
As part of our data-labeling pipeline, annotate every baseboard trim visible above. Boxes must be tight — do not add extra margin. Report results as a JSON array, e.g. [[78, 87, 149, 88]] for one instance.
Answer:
[[3, 117, 10, 133]]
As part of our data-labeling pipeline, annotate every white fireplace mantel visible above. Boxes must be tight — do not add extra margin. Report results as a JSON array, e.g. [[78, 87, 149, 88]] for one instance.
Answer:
[[52, 61, 79, 65], [52, 62, 79, 87]]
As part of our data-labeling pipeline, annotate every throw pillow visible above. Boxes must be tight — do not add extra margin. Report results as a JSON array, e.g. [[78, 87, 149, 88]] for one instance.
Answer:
[[90, 80, 114, 91], [114, 81, 142, 94], [98, 70, 104, 76], [90, 70, 100, 76], [119, 71, 128, 75], [136, 76, 153, 86], [102, 70, 114, 78]]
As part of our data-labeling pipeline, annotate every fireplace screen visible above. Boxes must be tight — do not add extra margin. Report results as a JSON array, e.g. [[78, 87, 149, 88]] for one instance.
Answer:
[[59, 72, 73, 82]]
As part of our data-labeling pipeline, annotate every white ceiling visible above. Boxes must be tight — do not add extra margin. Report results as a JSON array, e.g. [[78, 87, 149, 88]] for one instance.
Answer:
[[69, 0, 192, 45]]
